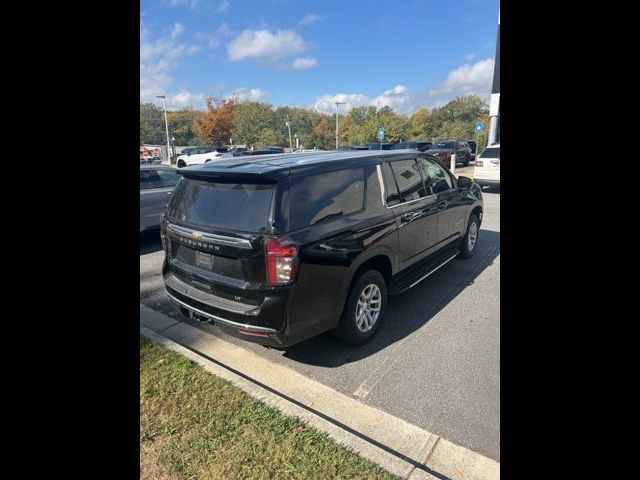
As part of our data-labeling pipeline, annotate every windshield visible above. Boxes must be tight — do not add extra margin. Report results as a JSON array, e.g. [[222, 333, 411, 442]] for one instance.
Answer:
[[167, 178, 275, 233]]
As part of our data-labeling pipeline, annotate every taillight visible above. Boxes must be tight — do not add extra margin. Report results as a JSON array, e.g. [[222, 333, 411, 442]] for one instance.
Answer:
[[160, 214, 169, 255], [476, 159, 484, 167], [265, 237, 299, 286]]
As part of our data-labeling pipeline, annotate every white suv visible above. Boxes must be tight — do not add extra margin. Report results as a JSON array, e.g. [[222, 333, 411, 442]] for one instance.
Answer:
[[176, 147, 233, 168], [473, 143, 500, 188]]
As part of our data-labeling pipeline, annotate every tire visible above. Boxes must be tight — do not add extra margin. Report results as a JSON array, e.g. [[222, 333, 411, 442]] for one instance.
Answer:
[[333, 269, 387, 346], [459, 213, 479, 258], [177, 160, 186, 168]]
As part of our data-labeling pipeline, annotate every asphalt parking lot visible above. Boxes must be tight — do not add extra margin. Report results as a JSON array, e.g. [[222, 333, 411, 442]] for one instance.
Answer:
[[140, 185, 500, 461]]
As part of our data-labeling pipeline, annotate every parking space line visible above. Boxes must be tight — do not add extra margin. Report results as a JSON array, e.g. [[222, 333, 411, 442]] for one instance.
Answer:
[[353, 248, 499, 400]]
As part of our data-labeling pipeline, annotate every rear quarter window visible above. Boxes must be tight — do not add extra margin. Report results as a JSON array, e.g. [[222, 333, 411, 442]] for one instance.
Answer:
[[289, 168, 365, 230]]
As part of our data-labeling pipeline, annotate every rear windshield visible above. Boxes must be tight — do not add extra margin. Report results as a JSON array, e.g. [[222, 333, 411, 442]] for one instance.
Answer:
[[479, 147, 500, 158], [167, 178, 275, 233], [433, 142, 454, 149]]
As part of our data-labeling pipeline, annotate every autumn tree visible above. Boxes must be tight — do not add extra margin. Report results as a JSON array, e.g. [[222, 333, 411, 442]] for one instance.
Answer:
[[194, 97, 236, 146], [309, 116, 334, 149]]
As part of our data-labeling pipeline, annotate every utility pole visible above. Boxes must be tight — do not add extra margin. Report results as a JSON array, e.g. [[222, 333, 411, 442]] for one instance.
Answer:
[[335, 102, 346, 149], [155, 95, 171, 164], [285, 116, 293, 152]]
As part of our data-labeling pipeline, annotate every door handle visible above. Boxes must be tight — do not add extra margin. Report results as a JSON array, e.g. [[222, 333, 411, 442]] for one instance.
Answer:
[[166, 191, 172, 196], [401, 212, 421, 223]]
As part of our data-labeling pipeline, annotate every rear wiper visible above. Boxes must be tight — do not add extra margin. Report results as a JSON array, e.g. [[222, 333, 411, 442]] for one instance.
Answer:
[[312, 210, 344, 225]]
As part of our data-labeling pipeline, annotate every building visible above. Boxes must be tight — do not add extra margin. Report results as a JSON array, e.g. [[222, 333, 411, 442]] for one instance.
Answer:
[[488, 12, 500, 145]]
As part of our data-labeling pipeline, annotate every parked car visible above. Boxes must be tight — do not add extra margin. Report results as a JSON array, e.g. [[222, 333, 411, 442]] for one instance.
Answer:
[[367, 142, 396, 150], [468, 141, 477, 161], [393, 141, 433, 151], [339, 146, 369, 151], [160, 150, 483, 347], [429, 140, 473, 167], [473, 143, 500, 188], [243, 147, 285, 156], [176, 146, 233, 168], [140, 165, 182, 233]]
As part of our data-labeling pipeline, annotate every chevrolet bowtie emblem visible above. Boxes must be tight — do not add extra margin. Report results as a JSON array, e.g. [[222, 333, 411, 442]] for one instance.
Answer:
[[192, 231, 202, 239]]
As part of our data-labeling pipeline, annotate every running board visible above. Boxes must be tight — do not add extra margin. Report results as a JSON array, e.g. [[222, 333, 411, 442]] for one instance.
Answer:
[[388, 249, 459, 295]]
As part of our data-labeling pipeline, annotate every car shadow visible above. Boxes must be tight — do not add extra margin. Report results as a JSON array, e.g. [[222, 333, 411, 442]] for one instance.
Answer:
[[278, 229, 500, 367], [140, 229, 163, 255]]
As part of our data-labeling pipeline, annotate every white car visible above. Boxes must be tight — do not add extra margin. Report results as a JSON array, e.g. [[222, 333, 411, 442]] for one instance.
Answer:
[[473, 143, 500, 188], [176, 146, 233, 168]]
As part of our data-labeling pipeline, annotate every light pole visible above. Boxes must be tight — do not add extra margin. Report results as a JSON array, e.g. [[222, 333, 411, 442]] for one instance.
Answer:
[[155, 95, 171, 164], [171, 136, 176, 164], [285, 116, 293, 153], [334, 102, 346, 149]]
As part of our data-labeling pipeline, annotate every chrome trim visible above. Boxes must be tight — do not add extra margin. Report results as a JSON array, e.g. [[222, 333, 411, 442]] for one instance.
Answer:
[[407, 252, 458, 290], [376, 165, 387, 208], [167, 223, 253, 249], [165, 274, 261, 316], [167, 292, 278, 333]]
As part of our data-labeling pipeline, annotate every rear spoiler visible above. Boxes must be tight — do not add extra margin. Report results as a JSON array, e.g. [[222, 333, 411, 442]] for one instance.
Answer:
[[178, 167, 284, 184]]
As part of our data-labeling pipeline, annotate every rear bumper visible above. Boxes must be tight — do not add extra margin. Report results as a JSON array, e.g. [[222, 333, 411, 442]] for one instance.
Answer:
[[163, 264, 304, 347]]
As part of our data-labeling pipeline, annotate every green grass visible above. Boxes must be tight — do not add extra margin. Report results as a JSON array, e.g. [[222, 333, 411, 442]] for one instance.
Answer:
[[140, 336, 398, 480]]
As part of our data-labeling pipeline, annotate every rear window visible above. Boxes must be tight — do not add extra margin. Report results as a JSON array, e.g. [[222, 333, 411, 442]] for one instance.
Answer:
[[167, 179, 275, 233], [479, 147, 500, 158], [289, 168, 365, 230], [434, 142, 454, 149]]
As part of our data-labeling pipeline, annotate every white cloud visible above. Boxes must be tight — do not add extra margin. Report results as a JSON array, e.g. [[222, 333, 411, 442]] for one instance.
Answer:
[[427, 58, 494, 105], [312, 58, 494, 115], [169, 90, 206, 108], [465, 52, 476, 61], [170, 22, 185, 40], [289, 57, 318, 70], [196, 23, 231, 48], [298, 14, 323, 27], [313, 85, 418, 115], [227, 29, 308, 66], [226, 87, 272, 103], [216, 0, 229, 13], [165, 0, 199, 8], [140, 21, 201, 105]]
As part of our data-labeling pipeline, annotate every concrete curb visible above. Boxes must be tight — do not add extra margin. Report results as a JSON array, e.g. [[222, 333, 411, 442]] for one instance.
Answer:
[[140, 303, 499, 480]]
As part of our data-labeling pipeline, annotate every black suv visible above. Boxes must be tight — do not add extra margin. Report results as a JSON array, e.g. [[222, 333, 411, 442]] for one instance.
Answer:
[[393, 141, 433, 151], [161, 151, 483, 347]]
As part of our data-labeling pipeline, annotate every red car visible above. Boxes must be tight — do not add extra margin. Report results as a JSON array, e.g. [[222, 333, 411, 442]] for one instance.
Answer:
[[428, 140, 473, 167]]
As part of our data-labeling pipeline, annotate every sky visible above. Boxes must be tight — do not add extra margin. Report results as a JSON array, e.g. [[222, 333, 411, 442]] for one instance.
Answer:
[[140, 0, 500, 115]]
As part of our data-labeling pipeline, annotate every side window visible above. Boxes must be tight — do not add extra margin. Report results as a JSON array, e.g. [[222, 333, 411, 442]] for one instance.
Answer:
[[289, 168, 365, 230], [140, 170, 159, 190], [155, 169, 182, 188], [389, 159, 428, 203], [422, 158, 453, 194], [381, 162, 400, 206]]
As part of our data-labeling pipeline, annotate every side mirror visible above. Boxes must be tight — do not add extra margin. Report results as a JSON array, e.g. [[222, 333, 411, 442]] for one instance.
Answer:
[[457, 175, 473, 191]]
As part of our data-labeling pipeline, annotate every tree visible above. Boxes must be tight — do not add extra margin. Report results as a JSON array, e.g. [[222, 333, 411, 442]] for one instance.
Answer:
[[309, 116, 334, 149], [257, 128, 285, 147], [410, 108, 435, 140], [232, 102, 273, 146], [140, 103, 165, 144], [167, 108, 198, 145], [194, 97, 236, 146]]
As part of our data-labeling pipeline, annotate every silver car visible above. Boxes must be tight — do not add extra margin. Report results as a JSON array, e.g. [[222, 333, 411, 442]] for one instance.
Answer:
[[140, 165, 182, 232]]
